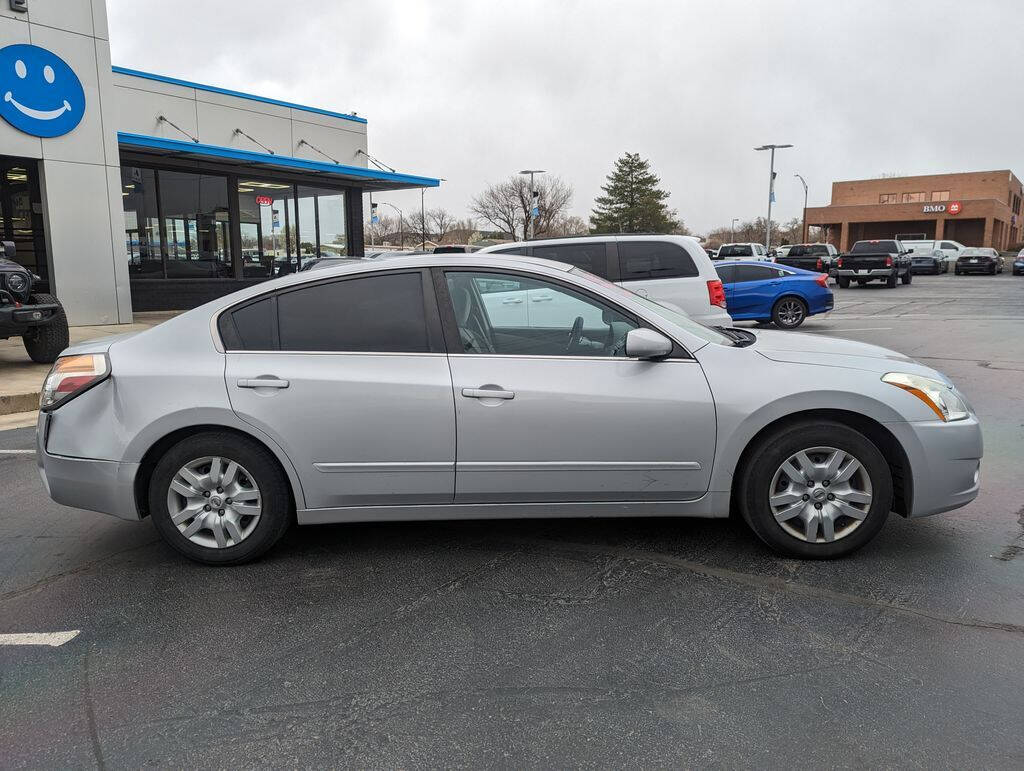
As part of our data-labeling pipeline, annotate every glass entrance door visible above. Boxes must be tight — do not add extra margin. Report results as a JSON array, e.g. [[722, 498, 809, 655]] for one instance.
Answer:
[[0, 156, 48, 290]]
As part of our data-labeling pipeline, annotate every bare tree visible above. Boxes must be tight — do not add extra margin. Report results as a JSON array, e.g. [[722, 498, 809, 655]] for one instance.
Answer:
[[547, 214, 589, 237], [470, 175, 574, 241], [428, 208, 457, 244], [448, 217, 477, 244], [407, 210, 428, 247], [365, 214, 397, 246]]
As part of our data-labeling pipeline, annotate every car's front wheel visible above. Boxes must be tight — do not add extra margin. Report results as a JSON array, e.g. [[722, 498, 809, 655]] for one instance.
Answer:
[[901, 269, 912, 285], [772, 296, 807, 329], [149, 431, 292, 565], [21, 293, 69, 363], [737, 421, 892, 559]]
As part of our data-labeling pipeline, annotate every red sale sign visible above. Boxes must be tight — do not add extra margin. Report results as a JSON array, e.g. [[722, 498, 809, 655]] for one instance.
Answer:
[[255, 195, 273, 206]]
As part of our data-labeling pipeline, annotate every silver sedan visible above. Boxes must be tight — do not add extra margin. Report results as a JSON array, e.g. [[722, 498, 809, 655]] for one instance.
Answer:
[[36, 255, 982, 564]]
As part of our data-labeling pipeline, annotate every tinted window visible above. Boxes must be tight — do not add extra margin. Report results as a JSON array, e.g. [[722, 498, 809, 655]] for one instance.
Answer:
[[788, 244, 830, 256], [229, 297, 276, 350], [718, 244, 754, 257], [734, 265, 773, 283], [531, 243, 608, 277], [850, 241, 899, 253], [941, 242, 958, 250], [714, 264, 736, 284], [445, 271, 637, 357], [617, 241, 698, 281], [491, 246, 529, 255], [278, 273, 428, 352]]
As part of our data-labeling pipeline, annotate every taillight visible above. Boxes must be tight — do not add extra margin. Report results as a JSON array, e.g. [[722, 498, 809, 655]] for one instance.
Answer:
[[815, 273, 829, 287], [885, 256, 893, 267], [707, 279, 727, 308], [815, 258, 823, 271], [40, 353, 110, 411], [836, 257, 843, 268]]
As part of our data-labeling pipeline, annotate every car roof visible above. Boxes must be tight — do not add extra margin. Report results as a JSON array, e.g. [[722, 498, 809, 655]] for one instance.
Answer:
[[479, 233, 703, 251], [715, 261, 816, 275]]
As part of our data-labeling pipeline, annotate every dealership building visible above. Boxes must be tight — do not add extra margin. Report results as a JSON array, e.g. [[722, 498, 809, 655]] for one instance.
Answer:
[[0, 1, 438, 325], [805, 170, 1023, 252]]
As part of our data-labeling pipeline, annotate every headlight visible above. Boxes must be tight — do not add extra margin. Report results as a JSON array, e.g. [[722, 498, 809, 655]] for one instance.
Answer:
[[6, 272, 28, 293], [882, 372, 969, 422]]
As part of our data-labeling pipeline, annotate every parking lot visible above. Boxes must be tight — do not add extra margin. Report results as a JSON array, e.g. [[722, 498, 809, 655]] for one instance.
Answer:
[[1, 272, 1022, 768]]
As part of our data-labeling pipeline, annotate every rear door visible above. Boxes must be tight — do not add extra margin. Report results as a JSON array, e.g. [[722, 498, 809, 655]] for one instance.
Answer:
[[221, 269, 456, 510], [613, 240, 702, 312]]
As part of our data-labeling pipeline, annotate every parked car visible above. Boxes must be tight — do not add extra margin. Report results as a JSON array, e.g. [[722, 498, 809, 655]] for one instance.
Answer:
[[717, 243, 771, 261], [955, 247, 1003, 275], [0, 240, 69, 363], [434, 244, 479, 254], [714, 262, 833, 329], [910, 248, 950, 275], [478, 235, 731, 327], [1012, 249, 1024, 276], [36, 254, 982, 565], [903, 239, 965, 267], [774, 243, 838, 274], [834, 239, 913, 288], [773, 245, 793, 260]]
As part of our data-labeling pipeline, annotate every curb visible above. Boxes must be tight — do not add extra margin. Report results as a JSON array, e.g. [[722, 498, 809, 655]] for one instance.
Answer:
[[0, 392, 39, 416]]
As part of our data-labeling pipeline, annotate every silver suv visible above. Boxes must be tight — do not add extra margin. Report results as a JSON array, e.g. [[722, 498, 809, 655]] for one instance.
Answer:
[[478, 235, 731, 327]]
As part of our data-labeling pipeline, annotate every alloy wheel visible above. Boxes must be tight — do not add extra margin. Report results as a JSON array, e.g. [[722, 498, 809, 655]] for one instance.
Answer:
[[166, 456, 262, 549], [776, 299, 805, 327], [768, 446, 872, 543]]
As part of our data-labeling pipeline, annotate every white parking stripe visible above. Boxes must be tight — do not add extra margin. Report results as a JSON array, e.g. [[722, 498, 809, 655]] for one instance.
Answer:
[[0, 631, 80, 647], [0, 449, 34, 454], [816, 327, 893, 333]]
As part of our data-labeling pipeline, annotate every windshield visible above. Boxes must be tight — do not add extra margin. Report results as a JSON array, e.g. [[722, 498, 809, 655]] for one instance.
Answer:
[[851, 240, 899, 253], [569, 268, 736, 347], [719, 244, 753, 257], [787, 245, 829, 256]]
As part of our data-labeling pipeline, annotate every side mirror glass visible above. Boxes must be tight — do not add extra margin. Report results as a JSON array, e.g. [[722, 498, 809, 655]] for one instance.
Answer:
[[625, 328, 673, 360]]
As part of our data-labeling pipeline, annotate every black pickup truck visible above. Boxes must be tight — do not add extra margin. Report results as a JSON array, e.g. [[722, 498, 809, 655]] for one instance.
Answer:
[[833, 239, 913, 288], [775, 243, 838, 274], [0, 240, 69, 362]]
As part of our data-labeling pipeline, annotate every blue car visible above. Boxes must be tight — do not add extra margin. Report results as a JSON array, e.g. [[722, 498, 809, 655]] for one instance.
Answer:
[[714, 261, 833, 329]]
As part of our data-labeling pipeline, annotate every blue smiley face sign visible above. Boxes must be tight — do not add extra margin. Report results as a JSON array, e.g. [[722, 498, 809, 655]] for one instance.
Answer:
[[0, 44, 85, 138]]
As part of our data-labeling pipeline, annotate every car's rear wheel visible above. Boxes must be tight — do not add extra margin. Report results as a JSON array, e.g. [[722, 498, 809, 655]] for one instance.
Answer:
[[901, 269, 912, 285], [149, 431, 292, 565], [772, 296, 807, 329], [886, 272, 898, 288], [837, 277, 850, 288], [737, 421, 892, 559], [21, 293, 69, 363]]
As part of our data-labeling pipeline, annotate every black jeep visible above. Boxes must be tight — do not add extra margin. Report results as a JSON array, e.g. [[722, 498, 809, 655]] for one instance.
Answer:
[[0, 240, 69, 363]]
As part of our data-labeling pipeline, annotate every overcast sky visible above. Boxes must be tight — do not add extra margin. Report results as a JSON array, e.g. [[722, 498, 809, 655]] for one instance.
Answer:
[[109, 0, 1023, 235]]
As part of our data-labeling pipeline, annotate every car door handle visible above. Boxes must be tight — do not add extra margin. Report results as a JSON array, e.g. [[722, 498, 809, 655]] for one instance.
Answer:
[[237, 378, 290, 389], [769, 280, 782, 285], [462, 387, 515, 400], [531, 295, 552, 302], [502, 298, 524, 304]]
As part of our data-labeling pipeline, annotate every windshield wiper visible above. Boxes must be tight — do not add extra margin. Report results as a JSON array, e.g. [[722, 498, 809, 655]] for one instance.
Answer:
[[714, 326, 756, 347]]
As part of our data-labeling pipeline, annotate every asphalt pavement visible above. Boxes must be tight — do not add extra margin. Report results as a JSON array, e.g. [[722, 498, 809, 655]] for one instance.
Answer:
[[2, 272, 1022, 768]]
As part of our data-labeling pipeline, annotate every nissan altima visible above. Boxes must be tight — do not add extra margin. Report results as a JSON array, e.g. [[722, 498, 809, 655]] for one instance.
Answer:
[[36, 255, 982, 564]]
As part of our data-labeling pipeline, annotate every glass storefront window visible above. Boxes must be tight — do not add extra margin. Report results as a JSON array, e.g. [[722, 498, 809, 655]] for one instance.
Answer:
[[238, 180, 296, 277], [122, 166, 162, 277], [297, 185, 347, 258], [159, 170, 232, 278]]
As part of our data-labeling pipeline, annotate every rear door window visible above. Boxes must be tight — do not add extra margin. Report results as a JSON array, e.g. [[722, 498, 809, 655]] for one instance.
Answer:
[[617, 241, 698, 281], [223, 297, 276, 350], [714, 264, 737, 284], [733, 265, 773, 283], [530, 242, 609, 277]]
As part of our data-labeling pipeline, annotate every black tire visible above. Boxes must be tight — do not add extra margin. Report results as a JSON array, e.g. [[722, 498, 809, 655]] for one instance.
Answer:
[[901, 269, 912, 285], [771, 296, 807, 329], [149, 431, 292, 565], [886, 272, 898, 288], [989, 264, 997, 275], [737, 420, 892, 559], [837, 277, 850, 288], [21, 293, 69, 363], [955, 267, 962, 275]]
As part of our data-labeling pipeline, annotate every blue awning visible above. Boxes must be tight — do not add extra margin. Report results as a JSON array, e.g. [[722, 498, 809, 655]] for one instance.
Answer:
[[117, 132, 440, 191]]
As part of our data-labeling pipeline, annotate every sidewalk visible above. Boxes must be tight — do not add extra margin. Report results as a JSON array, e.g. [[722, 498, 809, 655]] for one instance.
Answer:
[[0, 312, 177, 418]]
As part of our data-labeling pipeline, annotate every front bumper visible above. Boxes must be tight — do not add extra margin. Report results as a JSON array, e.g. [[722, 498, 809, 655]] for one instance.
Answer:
[[36, 412, 141, 521], [887, 415, 983, 518], [0, 297, 61, 328]]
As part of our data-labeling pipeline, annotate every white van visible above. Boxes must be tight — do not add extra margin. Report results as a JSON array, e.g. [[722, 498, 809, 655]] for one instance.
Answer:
[[903, 239, 965, 266], [477, 235, 732, 327]]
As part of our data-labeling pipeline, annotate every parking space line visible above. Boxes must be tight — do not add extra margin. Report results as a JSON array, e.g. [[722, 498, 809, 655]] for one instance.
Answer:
[[0, 631, 80, 647], [816, 327, 893, 333], [0, 449, 34, 455]]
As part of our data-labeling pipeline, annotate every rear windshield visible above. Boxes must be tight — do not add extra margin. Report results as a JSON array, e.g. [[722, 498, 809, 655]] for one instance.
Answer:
[[786, 245, 829, 257], [718, 244, 753, 257], [850, 240, 899, 253], [960, 248, 992, 256]]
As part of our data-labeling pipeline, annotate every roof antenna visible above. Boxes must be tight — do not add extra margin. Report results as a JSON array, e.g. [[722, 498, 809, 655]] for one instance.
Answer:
[[157, 115, 199, 143], [296, 138, 339, 164]]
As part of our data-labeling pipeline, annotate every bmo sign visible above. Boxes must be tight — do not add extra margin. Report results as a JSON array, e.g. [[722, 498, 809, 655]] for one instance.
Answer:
[[923, 201, 962, 215]]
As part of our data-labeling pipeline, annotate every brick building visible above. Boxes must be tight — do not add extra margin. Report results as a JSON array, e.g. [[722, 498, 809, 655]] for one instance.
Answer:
[[805, 170, 1023, 251]]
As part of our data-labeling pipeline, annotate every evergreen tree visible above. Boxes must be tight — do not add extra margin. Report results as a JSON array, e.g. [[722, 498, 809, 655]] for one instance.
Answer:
[[590, 153, 680, 233]]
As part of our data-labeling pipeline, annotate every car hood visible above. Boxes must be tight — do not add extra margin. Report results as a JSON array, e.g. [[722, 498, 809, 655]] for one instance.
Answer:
[[751, 329, 947, 380]]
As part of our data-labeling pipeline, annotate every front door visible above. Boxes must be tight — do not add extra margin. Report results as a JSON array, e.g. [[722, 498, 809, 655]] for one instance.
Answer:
[[439, 269, 716, 503], [222, 270, 456, 510]]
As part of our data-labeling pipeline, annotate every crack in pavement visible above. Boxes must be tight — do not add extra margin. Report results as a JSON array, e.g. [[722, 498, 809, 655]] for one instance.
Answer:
[[994, 506, 1024, 562]]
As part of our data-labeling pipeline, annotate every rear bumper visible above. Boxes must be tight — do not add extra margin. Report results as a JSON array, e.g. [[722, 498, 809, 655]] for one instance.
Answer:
[[956, 263, 994, 273], [835, 268, 893, 278], [36, 412, 141, 521], [887, 415, 983, 518]]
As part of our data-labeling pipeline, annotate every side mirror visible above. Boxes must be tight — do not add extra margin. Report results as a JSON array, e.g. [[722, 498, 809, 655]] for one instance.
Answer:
[[2, 240, 14, 259], [625, 328, 673, 360]]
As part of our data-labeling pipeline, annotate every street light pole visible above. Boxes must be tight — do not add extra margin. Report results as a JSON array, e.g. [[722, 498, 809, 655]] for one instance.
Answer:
[[794, 173, 809, 243], [731, 217, 739, 242], [380, 201, 403, 249], [519, 169, 545, 240], [755, 144, 792, 250]]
